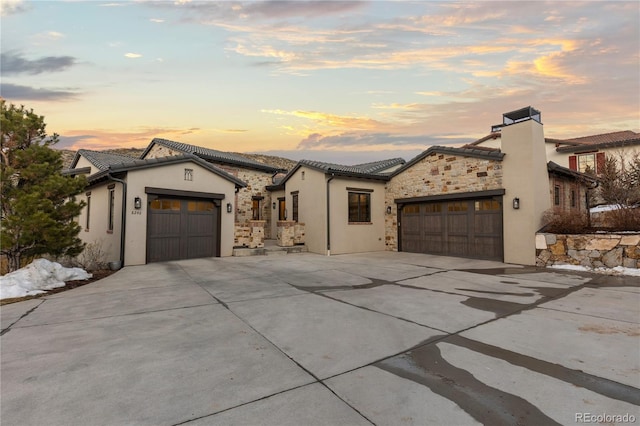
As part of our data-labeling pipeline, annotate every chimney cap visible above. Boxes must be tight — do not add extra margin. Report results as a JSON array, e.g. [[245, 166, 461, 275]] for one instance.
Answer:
[[503, 106, 541, 126]]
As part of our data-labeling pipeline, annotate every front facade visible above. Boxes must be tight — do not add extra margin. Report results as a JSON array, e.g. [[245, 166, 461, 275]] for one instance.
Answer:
[[68, 107, 598, 267]]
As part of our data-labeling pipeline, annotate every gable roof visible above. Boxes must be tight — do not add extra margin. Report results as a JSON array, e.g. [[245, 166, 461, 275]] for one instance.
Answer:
[[271, 157, 404, 189], [554, 131, 640, 153], [75, 151, 246, 188], [391, 145, 504, 177], [70, 149, 138, 170], [469, 130, 640, 153], [547, 161, 598, 184], [141, 138, 284, 173]]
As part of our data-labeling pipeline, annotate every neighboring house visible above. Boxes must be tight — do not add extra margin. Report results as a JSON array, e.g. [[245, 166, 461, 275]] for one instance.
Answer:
[[141, 138, 286, 238], [266, 158, 405, 255], [468, 127, 640, 176], [67, 107, 597, 267], [70, 149, 245, 266]]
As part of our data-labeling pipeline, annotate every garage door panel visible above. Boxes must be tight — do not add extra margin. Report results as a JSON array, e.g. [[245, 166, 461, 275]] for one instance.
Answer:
[[147, 197, 219, 263], [400, 197, 502, 261]]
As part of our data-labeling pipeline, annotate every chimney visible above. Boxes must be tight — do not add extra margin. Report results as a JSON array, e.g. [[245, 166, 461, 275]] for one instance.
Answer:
[[500, 106, 550, 265]]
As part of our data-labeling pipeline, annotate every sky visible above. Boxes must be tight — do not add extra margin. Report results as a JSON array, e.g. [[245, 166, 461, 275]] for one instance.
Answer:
[[1, 0, 639, 164]]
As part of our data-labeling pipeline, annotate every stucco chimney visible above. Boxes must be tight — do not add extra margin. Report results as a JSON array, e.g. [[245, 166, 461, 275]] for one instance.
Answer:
[[500, 107, 550, 265]]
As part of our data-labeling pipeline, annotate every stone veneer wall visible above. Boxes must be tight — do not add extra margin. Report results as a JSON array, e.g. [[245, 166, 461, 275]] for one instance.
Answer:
[[234, 221, 265, 248], [384, 153, 503, 251], [535, 233, 640, 269]]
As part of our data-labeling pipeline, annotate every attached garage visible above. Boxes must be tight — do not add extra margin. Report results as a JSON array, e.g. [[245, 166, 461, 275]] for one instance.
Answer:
[[398, 190, 505, 261], [146, 188, 224, 263]]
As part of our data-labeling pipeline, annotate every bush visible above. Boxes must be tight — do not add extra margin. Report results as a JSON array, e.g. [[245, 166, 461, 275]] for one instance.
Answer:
[[541, 210, 589, 234], [599, 207, 640, 231]]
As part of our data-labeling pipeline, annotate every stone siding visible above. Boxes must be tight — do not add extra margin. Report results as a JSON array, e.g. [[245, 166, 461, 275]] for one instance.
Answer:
[[536, 233, 640, 269], [384, 153, 503, 251], [234, 220, 265, 249], [144, 145, 181, 159]]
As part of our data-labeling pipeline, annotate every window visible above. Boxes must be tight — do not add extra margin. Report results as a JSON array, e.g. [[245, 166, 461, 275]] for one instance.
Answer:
[[348, 192, 371, 222], [187, 201, 214, 211], [184, 168, 193, 181], [108, 188, 115, 232], [85, 193, 91, 230], [475, 200, 500, 211], [252, 199, 261, 220], [278, 198, 286, 220], [447, 201, 468, 212], [570, 189, 576, 208], [403, 205, 420, 214], [150, 199, 180, 210], [425, 203, 442, 213], [554, 185, 561, 206], [292, 193, 299, 222], [577, 154, 595, 174]]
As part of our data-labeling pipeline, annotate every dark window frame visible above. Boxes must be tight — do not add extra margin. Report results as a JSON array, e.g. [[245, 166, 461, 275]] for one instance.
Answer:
[[108, 188, 115, 232], [348, 192, 371, 223], [554, 185, 561, 206], [292, 193, 299, 222], [85, 192, 91, 230]]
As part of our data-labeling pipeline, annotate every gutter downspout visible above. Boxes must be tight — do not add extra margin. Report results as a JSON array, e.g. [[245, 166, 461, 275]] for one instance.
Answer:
[[326, 173, 335, 256], [107, 173, 127, 268]]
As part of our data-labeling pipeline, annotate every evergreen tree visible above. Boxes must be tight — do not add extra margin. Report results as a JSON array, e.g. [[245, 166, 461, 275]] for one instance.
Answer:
[[1, 100, 87, 272]]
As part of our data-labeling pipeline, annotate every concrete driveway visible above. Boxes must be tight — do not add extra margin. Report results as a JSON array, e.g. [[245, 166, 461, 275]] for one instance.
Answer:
[[1, 252, 639, 425]]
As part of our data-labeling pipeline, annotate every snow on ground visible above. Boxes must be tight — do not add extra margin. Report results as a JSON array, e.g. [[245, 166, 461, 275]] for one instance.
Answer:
[[0, 259, 92, 300], [550, 263, 640, 277]]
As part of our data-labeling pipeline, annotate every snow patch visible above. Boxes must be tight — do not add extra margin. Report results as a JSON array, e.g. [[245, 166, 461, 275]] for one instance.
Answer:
[[549, 263, 640, 277], [0, 259, 92, 300]]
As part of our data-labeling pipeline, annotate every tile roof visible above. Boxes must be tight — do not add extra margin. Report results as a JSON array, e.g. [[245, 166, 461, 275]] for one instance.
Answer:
[[85, 153, 246, 188], [553, 130, 639, 146], [143, 138, 283, 173], [351, 158, 406, 174], [72, 149, 138, 170], [547, 161, 598, 183], [392, 145, 504, 177]]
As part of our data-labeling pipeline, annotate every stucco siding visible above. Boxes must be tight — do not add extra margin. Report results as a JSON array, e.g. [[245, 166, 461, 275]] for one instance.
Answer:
[[285, 167, 326, 255], [125, 162, 237, 265], [329, 178, 386, 255], [74, 156, 101, 175], [77, 184, 122, 266]]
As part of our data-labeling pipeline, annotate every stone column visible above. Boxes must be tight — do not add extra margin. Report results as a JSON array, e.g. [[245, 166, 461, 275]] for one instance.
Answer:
[[248, 220, 265, 248], [277, 221, 295, 247]]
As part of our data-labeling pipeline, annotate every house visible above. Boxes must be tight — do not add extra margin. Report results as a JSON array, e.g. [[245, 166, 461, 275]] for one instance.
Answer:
[[67, 107, 597, 267], [141, 138, 287, 238], [266, 158, 405, 255], [468, 125, 640, 176], [70, 149, 245, 266]]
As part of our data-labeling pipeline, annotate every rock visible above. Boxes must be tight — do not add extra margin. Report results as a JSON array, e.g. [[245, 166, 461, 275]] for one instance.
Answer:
[[623, 257, 638, 269], [620, 235, 640, 246], [567, 235, 589, 250], [602, 247, 623, 268], [536, 234, 548, 250], [586, 237, 620, 251], [545, 234, 557, 245], [549, 241, 566, 256]]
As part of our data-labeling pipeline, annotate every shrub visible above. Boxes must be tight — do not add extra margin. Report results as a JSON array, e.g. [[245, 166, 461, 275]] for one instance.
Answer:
[[541, 210, 589, 234]]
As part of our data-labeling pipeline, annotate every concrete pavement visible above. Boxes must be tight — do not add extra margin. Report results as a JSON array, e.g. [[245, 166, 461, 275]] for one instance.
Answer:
[[1, 251, 639, 425]]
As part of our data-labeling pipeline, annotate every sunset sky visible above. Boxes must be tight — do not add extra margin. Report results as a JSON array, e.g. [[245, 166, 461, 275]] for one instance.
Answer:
[[1, 1, 639, 164]]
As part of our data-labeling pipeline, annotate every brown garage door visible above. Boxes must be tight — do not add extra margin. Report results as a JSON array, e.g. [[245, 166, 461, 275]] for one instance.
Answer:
[[400, 197, 503, 261], [147, 197, 219, 262]]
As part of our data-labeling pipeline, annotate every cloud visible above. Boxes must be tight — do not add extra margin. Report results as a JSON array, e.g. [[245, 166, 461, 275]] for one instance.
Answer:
[[124, 53, 142, 58], [255, 148, 425, 165], [0, 83, 78, 101], [150, 18, 164, 23], [296, 131, 470, 151], [0, 0, 27, 16], [56, 127, 201, 150], [1, 51, 77, 75], [262, 109, 382, 129]]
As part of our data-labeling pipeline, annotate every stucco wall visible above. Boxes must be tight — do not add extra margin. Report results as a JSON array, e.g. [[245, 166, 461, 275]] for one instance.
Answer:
[[125, 162, 237, 265], [384, 152, 503, 251], [284, 167, 327, 254], [328, 178, 386, 255], [74, 156, 101, 175], [501, 119, 551, 265], [77, 184, 122, 266]]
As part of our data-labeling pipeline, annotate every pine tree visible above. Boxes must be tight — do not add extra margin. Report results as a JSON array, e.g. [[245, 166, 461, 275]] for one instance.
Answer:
[[1, 100, 87, 272]]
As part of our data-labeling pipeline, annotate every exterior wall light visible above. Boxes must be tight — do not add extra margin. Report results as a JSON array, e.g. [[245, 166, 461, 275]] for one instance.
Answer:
[[513, 197, 520, 209], [386, 206, 392, 214], [227, 203, 233, 213], [134, 197, 142, 209], [272, 202, 276, 209]]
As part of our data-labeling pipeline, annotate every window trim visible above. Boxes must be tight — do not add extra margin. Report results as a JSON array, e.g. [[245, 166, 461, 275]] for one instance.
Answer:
[[108, 188, 115, 232], [348, 191, 371, 223], [291, 193, 299, 222], [554, 185, 561, 206]]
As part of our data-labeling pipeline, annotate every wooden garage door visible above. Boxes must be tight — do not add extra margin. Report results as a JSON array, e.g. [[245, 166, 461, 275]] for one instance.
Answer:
[[147, 198, 219, 262], [400, 198, 503, 261]]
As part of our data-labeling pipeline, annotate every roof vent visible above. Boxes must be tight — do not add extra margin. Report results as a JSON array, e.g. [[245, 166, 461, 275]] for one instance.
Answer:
[[502, 106, 541, 126]]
